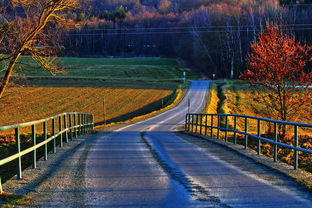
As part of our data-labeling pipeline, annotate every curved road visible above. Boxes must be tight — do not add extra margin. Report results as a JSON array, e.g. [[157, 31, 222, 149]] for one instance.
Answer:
[[84, 80, 312, 208], [24, 80, 312, 207]]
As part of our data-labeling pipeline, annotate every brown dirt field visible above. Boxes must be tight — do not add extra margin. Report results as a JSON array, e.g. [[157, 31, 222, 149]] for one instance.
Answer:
[[0, 86, 172, 127]]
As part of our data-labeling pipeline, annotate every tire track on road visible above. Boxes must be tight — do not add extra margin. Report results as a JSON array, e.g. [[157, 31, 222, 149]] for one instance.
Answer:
[[140, 132, 231, 208]]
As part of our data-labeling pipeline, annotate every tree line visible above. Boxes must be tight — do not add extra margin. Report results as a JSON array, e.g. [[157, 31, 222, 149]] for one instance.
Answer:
[[62, 0, 312, 78]]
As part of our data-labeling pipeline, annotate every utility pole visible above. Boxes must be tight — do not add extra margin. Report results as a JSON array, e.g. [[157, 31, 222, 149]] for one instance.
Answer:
[[103, 96, 107, 128], [162, 97, 164, 108], [188, 98, 190, 113]]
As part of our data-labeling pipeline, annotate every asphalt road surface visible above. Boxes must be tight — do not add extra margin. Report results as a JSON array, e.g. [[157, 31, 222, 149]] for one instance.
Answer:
[[25, 80, 312, 207]]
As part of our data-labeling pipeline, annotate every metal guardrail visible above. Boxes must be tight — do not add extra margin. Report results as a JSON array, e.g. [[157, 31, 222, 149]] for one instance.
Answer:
[[0, 112, 94, 193], [185, 113, 312, 170]]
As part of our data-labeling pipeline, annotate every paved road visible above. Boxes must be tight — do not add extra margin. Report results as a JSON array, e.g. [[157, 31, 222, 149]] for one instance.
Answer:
[[24, 80, 312, 207], [84, 80, 312, 208]]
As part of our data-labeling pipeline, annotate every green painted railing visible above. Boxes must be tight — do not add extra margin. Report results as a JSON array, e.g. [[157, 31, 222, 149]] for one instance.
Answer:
[[0, 112, 94, 193], [185, 113, 312, 170]]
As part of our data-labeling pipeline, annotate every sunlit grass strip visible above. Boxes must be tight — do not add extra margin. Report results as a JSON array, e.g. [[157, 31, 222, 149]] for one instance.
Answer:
[[203, 83, 219, 115], [95, 88, 185, 129]]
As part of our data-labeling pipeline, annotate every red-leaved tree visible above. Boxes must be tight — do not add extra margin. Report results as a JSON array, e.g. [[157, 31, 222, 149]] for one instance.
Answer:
[[240, 25, 312, 127]]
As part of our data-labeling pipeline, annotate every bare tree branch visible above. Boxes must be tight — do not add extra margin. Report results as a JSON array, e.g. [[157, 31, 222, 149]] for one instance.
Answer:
[[0, 0, 81, 98]]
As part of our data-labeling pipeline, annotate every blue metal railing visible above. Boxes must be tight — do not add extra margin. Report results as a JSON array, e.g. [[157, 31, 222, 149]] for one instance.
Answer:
[[0, 112, 94, 193], [185, 113, 312, 170]]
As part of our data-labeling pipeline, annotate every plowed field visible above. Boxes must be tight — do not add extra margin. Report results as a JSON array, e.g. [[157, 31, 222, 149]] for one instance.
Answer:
[[0, 86, 172, 126]]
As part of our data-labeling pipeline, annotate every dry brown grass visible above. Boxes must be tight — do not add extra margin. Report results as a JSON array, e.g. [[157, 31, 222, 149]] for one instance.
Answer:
[[221, 82, 311, 123], [96, 88, 184, 129], [220, 82, 311, 135], [202, 80, 312, 172], [0, 86, 172, 127], [203, 83, 219, 115]]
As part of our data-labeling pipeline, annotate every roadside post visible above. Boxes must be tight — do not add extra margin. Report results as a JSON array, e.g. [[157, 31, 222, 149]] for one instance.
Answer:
[[0, 177, 2, 194]]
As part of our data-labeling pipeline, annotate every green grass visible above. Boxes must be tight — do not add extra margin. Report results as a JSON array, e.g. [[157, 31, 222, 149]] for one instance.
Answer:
[[6, 57, 198, 81]]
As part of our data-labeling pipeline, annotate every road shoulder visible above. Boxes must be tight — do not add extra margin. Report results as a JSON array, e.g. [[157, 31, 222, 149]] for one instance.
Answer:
[[176, 132, 312, 198]]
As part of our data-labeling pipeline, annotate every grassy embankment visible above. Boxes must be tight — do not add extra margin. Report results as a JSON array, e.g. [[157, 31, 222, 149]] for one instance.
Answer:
[[0, 57, 198, 206], [204, 80, 312, 173]]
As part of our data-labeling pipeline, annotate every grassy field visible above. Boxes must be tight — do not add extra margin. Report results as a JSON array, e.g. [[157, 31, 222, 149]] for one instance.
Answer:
[[4, 57, 198, 81], [1, 57, 197, 126]]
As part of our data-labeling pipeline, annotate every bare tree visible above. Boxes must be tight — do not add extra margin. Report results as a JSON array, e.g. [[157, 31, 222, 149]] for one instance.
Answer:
[[0, 0, 81, 98]]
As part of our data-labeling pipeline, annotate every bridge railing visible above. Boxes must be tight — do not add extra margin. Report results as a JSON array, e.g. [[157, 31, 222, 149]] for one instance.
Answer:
[[0, 112, 94, 193], [185, 113, 312, 170]]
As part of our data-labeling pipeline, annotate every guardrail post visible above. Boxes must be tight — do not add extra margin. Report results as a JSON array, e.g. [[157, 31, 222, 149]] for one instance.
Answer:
[[0, 177, 2, 194], [234, 116, 237, 144], [294, 125, 298, 170], [87, 115, 90, 132], [217, 115, 220, 139], [52, 118, 56, 153], [195, 114, 199, 133], [59, 116, 63, 148], [244, 117, 248, 149], [191, 114, 194, 133], [205, 115, 208, 136], [82, 114, 84, 134], [64, 115, 68, 142], [44, 121, 48, 161], [69, 114, 73, 140], [274, 122, 278, 162], [78, 114, 81, 136], [77, 114, 80, 136], [92, 114, 94, 131], [184, 114, 187, 132], [15, 127, 22, 179], [225, 115, 228, 142], [74, 114, 77, 138], [210, 115, 213, 137], [32, 124, 37, 169], [86, 115, 88, 133], [91, 114, 94, 130], [257, 120, 261, 155], [187, 114, 191, 132], [84, 114, 86, 134], [81, 114, 84, 135], [199, 114, 203, 134]]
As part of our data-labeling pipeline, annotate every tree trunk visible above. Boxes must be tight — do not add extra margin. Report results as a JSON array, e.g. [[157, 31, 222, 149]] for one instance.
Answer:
[[0, 53, 21, 98], [230, 54, 234, 79]]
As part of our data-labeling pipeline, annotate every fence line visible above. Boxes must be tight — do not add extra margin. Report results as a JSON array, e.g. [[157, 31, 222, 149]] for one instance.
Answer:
[[185, 113, 312, 170], [0, 112, 94, 193]]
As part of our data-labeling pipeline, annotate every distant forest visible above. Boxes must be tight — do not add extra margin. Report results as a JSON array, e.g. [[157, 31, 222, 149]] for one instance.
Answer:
[[63, 0, 312, 78]]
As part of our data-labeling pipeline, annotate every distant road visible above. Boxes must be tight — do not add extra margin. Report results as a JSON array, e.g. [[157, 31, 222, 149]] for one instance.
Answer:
[[26, 80, 312, 207]]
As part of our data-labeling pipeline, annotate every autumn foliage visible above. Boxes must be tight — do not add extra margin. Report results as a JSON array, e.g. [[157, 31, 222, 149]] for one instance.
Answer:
[[240, 25, 312, 123]]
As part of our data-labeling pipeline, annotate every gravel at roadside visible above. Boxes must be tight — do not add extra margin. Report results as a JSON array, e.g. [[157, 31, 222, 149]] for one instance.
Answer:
[[2, 132, 101, 207]]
